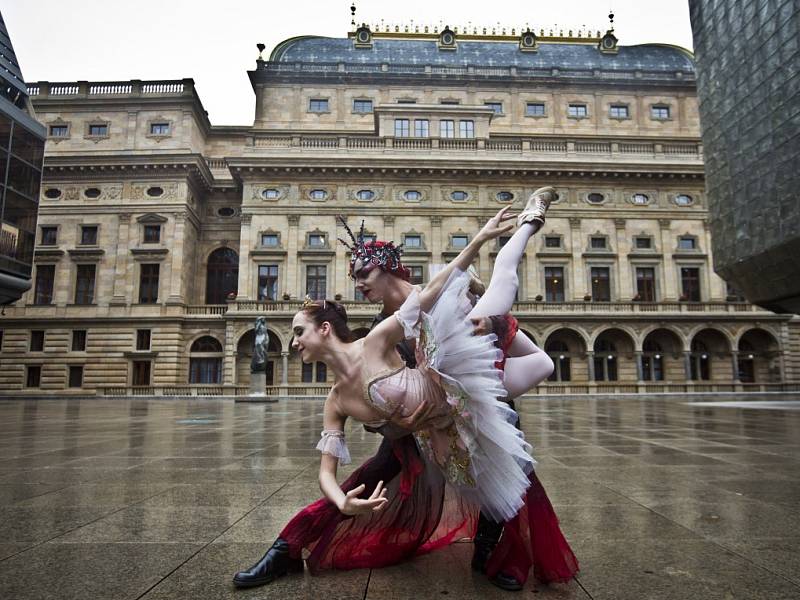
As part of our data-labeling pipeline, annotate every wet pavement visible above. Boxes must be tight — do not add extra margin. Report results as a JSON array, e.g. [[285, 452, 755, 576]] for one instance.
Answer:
[[0, 395, 799, 600]]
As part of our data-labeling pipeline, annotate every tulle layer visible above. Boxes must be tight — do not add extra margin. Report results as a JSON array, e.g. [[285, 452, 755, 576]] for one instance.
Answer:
[[407, 269, 536, 522]]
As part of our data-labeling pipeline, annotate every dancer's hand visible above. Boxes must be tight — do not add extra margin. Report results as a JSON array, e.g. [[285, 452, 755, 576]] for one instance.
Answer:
[[395, 400, 436, 431], [339, 480, 389, 515], [475, 206, 516, 244], [470, 317, 492, 337]]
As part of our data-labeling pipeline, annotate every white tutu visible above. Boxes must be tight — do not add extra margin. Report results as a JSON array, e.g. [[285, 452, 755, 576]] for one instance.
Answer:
[[397, 269, 536, 523]]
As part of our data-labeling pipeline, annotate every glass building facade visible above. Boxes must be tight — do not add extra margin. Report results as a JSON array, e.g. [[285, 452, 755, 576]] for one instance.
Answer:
[[0, 11, 46, 304]]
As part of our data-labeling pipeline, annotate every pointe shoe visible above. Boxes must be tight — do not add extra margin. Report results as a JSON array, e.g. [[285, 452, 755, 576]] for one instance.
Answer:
[[232, 538, 303, 588], [517, 186, 556, 229]]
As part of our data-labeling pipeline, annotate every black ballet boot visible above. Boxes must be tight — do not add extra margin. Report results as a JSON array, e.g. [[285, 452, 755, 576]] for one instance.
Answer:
[[471, 514, 503, 573], [232, 538, 303, 588], [472, 515, 524, 592]]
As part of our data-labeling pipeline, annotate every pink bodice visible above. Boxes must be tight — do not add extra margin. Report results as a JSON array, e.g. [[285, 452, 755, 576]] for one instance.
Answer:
[[365, 366, 452, 431]]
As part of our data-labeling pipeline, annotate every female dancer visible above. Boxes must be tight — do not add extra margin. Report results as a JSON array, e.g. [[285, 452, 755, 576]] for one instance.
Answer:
[[234, 190, 577, 590]]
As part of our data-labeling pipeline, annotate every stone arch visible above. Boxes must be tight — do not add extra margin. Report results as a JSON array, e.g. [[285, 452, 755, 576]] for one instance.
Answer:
[[544, 328, 587, 382], [641, 328, 684, 382], [689, 328, 733, 381], [735, 327, 782, 383], [205, 247, 239, 304], [541, 324, 591, 350], [592, 327, 636, 382], [236, 327, 283, 386]]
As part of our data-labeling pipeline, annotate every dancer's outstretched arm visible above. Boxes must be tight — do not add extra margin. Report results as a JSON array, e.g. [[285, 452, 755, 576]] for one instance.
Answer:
[[366, 207, 514, 351], [418, 206, 515, 313], [318, 390, 388, 515]]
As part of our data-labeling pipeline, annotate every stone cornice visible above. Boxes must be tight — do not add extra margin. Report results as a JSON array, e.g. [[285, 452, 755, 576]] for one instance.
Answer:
[[41, 153, 215, 190]]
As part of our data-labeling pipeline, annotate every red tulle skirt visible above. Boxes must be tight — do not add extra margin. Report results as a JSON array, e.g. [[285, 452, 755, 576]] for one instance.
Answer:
[[279, 313, 578, 584]]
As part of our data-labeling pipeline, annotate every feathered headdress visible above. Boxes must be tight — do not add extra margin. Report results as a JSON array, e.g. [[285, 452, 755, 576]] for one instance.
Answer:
[[337, 216, 410, 281]]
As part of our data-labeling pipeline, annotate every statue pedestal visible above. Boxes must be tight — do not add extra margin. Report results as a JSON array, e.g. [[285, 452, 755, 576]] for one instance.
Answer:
[[249, 372, 267, 396]]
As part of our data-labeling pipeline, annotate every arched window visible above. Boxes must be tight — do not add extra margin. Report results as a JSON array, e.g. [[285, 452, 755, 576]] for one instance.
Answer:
[[594, 339, 618, 381], [206, 248, 239, 304], [189, 336, 223, 384], [642, 340, 664, 381], [690, 340, 711, 380], [545, 340, 571, 382]]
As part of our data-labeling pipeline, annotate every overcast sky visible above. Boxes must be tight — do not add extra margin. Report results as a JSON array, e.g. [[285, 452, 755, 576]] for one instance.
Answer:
[[3, 0, 693, 125]]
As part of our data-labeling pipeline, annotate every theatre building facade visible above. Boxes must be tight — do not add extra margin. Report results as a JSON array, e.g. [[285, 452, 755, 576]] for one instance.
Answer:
[[1, 25, 798, 396]]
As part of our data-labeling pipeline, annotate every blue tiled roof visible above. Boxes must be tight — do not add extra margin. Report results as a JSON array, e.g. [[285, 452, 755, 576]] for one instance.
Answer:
[[271, 36, 695, 73]]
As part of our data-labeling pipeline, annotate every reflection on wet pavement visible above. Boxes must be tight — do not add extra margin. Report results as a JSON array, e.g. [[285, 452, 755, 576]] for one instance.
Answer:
[[0, 395, 798, 599]]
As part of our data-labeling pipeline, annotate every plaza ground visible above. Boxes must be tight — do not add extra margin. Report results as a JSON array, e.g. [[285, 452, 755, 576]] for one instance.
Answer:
[[0, 394, 799, 599]]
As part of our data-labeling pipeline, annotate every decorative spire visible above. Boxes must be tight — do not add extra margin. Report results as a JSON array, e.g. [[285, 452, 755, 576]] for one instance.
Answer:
[[350, 3, 356, 29]]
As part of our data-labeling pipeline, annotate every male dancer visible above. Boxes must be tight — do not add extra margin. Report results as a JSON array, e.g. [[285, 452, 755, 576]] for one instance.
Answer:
[[233, 187, 576, 590]]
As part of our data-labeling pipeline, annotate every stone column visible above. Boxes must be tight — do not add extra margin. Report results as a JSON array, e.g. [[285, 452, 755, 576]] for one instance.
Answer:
[[430, 215, 443, 267], [659, 218, 676, 300], [587, 351, 596, 381], [281, 351, 289, 385], [635, 350, 644, 381], [383, 215, 395, 244], [731, 350, 740, 382], [614, 218, 628, 301], [167, 211, 187, 304], [683, 351, 693, 381], [236, 213, 253, 301], [569, 217, 583, 299], [287, 215, 300, 298], [110, 213, 131, 306]]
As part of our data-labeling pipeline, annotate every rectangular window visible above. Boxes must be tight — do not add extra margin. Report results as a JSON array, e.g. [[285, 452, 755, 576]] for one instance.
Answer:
[[610, 104, 629, 118], [590, 236, 607, 249], [80, 225, 98, 246], [526, 102, 545, 116], [34, 264, 55, 305], [138, 264, 159, 304], [439, 120, 455, 138], [409, 265, 424, 285], [88, 124, 108, 136], [68, 365, 83, 388], [353, 99, 373, 113], [635, 267, 656, 301], [396, 99, 416, 104], [136, 329, 151, 351], [568, 104, 588, 117], [131, 361, 151, 386], [544, 236, 561, 248], [394, 119, 410, 138], [40, 226, 57, 246], [306, 265, 327, 300], [414, 119, 429, 137], [258, 265, 279, 301], [72, 330, 87, 352], [49, 125, 68, 137], [149, 122, 170, 135], [301, 362, 327, 383], [261, 233, 279, 247], [451, 234, 468, 248], [591, 267, 611, 301], [678, 236, 697, 250], [308, 233, 326, 247], [301, 362, 313, 382], [403, 234, 421, 248], [681, 267, 701, 301], [459, 120, 475, 138], [651, 105, 670, 119], [26, 365, 41, 388], [440, 99, 460, 105], [545, 267, 565, 302], [74, 265, 96, 305], [30, 330, 45, 352], [309, 98, 329, 112], [143, 225, 161, 243], [634, 236, 652, 249], [484, 102, 503, 114]]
